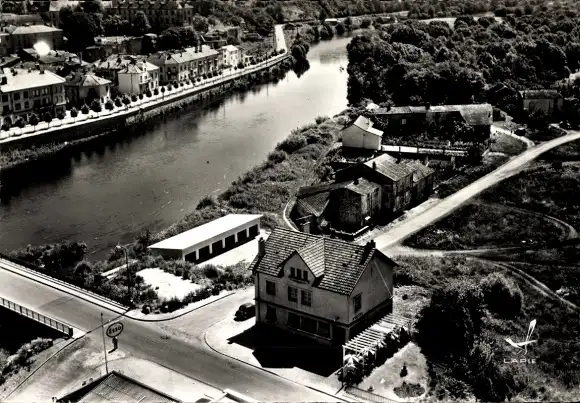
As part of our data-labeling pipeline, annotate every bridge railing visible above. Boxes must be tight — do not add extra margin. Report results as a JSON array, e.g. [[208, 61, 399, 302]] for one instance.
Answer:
[[0, 297, 73, 337], [0, 253, 128, 311]]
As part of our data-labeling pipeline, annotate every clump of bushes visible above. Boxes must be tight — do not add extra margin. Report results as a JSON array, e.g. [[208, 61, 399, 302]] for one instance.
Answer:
[[481, 273, 523, 318], [2, 338, 53, 376]]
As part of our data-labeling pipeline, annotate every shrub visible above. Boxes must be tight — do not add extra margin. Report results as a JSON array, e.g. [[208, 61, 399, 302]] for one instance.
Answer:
[[237, 61, 244, 69], [1, 123, 9, 131], [122, 95, 131, 105], [203, 264, 222, 279], [153, 88, 159, 95], [315, 115, 329, 124], [90, 100, 102, 112], [267, 150, 287, 163], [145, 90, 152, 97], [481, 273, 523, 318], [15, 117, 25, 128], [57, 111, 66, 120], [161, 87, 166, 94], [361, 18, 372, 29], [139, 93, 144, 100], [114, 97, 123, 107], [131, 94, 138, 102], [276, 134, 308, 154], [28, 112, 39, 127], [196, 194, 218, 210], [81, 104, 90, 114], [105, 99, 115, 111], [3, 116, 12, 127]]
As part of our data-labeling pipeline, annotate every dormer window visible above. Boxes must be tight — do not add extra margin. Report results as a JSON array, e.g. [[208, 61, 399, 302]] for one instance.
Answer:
[[302, 271, 308, 281], [290, 267, 308, 282]]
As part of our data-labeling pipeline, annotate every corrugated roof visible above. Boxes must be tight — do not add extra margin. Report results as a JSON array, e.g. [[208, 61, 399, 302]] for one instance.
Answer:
[[363, 154, 413, 182], [58, 371, 180, 403], [250, 227, 396, 295], [149, 214, 262, 251], [373, 103, 493, 126]]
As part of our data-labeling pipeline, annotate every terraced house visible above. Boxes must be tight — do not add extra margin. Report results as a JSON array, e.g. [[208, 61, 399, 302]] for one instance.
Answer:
[[251, 228, 396, 346], [111, 0, 194, 29], [0, 67, 66, 126], [147, 44, 219, 85]]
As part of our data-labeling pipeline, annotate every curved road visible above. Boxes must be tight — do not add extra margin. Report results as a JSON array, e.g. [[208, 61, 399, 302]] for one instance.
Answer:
[[375, 128, 580, 251], [0, 266, 333, 402]]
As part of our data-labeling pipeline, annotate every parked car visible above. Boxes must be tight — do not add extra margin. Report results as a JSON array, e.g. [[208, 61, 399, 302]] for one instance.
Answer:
[[235, 303, 255, 320]]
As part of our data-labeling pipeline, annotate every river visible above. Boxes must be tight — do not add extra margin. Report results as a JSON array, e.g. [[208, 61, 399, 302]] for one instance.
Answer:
[[0, 37, 351, 260]]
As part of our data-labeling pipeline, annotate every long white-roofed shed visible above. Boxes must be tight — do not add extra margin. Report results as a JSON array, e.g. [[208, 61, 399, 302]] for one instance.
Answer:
[[148, 214, 262, 262]]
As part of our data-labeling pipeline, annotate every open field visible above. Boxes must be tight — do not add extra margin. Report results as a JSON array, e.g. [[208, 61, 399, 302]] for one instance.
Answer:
[[404, 201, 566, 250], [490, 133, 527, 155]]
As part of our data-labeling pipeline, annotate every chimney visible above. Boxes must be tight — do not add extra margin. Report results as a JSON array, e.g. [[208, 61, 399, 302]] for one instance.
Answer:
[[372, 161, 377, 170], [396, 153, 402, 163], [354, 178, 359, 185], [258, 237, 266, 257], [362, 240, 376, 262]]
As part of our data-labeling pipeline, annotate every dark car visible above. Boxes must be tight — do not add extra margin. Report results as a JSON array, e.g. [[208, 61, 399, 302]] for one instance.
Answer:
[[235, 303, 255, 320]]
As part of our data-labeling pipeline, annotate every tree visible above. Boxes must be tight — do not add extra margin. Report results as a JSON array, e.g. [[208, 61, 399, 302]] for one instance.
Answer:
[[81, 104, 90, 114], [132, 11, 151, 36], [105, 99, 115, 111], [28, 113, 39, 129], [90, 99, 102, 112], [161, 86, 166, 96], [416, 279, 484, 363], [114, 97, 123, 108], [319, 8, 329, 22], [122, 95, 131, 106], [158, 26, 198, 51], [103, 14, 131, 36], [73, 260, 95, 288], [131, 94, 138, 102], [70, 107, 78, 121], [57, 111, 65, 120], [154, 88, 159, 96], [80, 0, 104, 13], [145, 90, 152, 97], [15, 116, 25, 129], [3, 116, 12, 128], [43, 112, 53, 127], [192, 15, 209, 33], [60, 11, 103, 51], [481, 273, 523, 318]]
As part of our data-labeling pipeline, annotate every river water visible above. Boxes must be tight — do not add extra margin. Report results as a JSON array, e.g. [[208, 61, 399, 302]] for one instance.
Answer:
[[0, 37, 350, 259]]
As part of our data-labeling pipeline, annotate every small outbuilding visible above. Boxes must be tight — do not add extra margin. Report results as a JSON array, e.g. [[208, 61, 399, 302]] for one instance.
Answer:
[[342, 115, 384, 150], [148, 214, 262, 262]]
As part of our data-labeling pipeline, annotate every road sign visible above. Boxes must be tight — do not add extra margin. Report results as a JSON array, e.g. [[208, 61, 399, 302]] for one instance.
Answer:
[[106, 321, 124, 338]]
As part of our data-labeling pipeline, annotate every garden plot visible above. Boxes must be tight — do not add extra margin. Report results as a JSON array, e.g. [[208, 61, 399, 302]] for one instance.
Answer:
[[137, 268, 202, 300]]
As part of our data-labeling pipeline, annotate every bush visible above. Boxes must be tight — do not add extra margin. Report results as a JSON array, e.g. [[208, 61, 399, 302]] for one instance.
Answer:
[[237, 61, 244, 69], [81, 104, 90, 114], [57, 111, 66, 120], [90, 100, 102, 113], [481, 273, 523, 318], [203, 264, 222, 279], [276, 134, 308, 154], [28, 113, 39, 126], [153, 88, 159, 95], [145, 90, 152, 97], [114, 97, 123, 107], [360, 18, 372, 29], [131, 94, 138, 102], [105, 99, 115, 111], [196, 194, 218, 210], [139, 93, 144, 100]]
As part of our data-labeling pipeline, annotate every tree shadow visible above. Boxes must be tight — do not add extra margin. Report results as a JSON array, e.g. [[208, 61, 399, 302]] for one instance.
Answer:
[[227, 324, 342, 377]]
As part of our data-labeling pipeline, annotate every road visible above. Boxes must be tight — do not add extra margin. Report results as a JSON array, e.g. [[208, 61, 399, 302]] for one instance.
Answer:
[[374, 128, 580, 250], [0, 267, 332, 402]]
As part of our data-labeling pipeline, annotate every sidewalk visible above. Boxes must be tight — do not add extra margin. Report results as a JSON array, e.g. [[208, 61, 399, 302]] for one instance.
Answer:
[[6, 333, 224, 403], [204, 317, 345, 399]]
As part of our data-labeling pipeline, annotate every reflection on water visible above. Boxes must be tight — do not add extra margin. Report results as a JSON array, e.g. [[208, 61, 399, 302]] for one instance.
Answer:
[[0, 37, 351, 259]]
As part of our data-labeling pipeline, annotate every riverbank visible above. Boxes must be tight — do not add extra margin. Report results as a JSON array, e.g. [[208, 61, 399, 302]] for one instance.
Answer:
[[0, 56, 293, 172]]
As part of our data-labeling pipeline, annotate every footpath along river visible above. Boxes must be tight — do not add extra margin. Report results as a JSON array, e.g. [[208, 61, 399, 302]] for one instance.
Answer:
[[0, 37, 350, 259]]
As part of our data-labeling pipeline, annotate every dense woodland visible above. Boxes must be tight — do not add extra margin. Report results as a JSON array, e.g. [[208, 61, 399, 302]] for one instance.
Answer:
[[347, 2, 580, 107]]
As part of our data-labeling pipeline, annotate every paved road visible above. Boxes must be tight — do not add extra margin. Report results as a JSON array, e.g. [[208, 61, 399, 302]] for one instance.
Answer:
[[0, 268, 333, 402], [374, 128, 580, 250]]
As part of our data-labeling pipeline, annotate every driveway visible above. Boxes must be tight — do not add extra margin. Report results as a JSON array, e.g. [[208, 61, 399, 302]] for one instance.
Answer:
[[374, 129, 580, 250]]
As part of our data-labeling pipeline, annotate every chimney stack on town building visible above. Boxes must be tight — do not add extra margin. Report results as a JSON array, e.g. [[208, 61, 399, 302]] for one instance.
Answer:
[[362, 240, 376, 262], [372, 162, 377, 170], [258, 237, 265, 257]]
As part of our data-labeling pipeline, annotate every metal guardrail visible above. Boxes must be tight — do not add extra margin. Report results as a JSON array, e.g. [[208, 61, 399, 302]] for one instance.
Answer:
[[0, 296, 73, 337], [344, 387, 398, 403], [0, 254, 128, 311]]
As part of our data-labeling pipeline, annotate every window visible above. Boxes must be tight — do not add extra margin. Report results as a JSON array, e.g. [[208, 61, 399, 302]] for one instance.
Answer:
[[301, 317, 316, 334], [302, 270, 308, 281], [14, 103, 21, 111], [290, 267, 295, 277], [24, 101, 29, 109], [287, 312, 300, 329], [265, 280, 276, 296], [401, 118, 407, 125], [13, 92, 20, 101], [265, 306, 277, 323], [353, 293, 362, 313], [2, 95, 8, 102], [23, 91, 28, 98], [288, 286, 297, 302], [301, 290, 311, 306], [318, 322, 331, 338]]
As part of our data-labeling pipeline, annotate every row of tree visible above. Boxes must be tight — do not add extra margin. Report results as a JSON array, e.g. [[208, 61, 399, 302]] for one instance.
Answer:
[[346, 4, 580, 106]]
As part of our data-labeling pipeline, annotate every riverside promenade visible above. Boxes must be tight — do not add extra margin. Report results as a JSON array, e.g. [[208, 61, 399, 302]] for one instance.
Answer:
[[0, 24, 289, 147]]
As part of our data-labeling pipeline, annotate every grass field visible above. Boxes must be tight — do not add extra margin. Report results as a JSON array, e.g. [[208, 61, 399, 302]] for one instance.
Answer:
[[404, 201, 565, 250]]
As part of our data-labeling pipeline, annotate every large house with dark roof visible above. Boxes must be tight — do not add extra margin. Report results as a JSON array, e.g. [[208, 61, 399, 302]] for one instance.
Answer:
[[371, 103, 493, 143], [251, 228, 396, 346], [293, 154, 434, 233]]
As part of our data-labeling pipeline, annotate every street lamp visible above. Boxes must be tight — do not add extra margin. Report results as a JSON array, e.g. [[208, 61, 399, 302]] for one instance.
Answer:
[[116, 245, 132, 306]]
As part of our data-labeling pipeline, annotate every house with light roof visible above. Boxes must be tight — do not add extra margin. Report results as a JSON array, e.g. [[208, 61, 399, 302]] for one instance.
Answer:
[[118, 61, 160, 95], [65, 72, 112, 106], [147, 44, 219, 85], [251, 228, 396, 346], [342, 115, 383, 150]]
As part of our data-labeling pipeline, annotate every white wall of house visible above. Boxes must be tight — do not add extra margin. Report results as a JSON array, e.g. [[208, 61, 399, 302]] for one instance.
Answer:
[[342, 125, 382, 150], [348, 255, 394, 324], [118, 72, 140, 95]]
